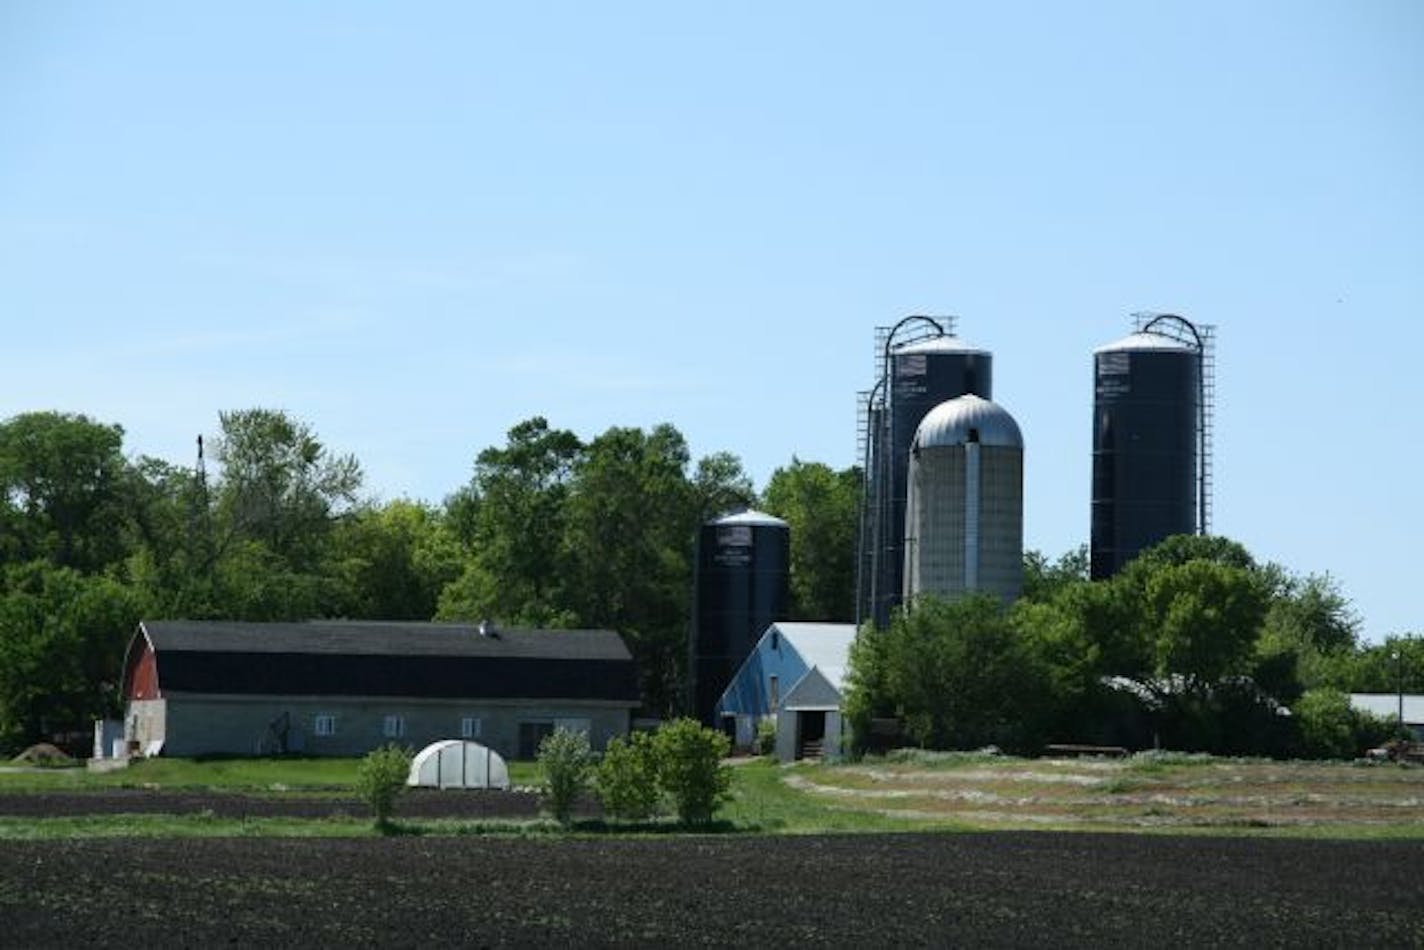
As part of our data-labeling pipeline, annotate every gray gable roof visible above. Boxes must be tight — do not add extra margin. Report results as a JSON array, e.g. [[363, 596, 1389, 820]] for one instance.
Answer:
[[783, 666, 844, 710], [141, 620, 631, 661]]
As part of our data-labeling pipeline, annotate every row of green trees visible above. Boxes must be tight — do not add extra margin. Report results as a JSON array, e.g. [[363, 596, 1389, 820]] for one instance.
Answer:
[[0, 409, 860, 752], [2, 407, 1417, 759], [846, 536, 1422, 759]]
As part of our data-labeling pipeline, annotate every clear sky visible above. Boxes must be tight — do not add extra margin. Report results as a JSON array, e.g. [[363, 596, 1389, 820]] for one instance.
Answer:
[[2, 2, 1420, 641]]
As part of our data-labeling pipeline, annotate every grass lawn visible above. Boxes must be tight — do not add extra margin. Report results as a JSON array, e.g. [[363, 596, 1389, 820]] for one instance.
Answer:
[[2, 751, 1421, 839], [0, 755, 543, 794]]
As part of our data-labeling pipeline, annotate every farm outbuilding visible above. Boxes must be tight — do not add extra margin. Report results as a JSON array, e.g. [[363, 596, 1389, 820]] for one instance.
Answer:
[[715, 622, 857, 762], [407, 740, 510, 790], [118, 620, 640, 759], [1349, 694, 1424, 740]]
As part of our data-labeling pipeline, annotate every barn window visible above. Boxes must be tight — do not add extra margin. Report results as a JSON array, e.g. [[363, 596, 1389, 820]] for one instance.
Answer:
[[383, 715, 406, 739], [314, 714, 337, 737], [461, 716, 482, 739], [769, 675, 780, 713]]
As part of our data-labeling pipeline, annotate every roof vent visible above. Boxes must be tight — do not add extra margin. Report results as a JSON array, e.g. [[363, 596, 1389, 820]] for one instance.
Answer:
[[478, 619, 499, 638]]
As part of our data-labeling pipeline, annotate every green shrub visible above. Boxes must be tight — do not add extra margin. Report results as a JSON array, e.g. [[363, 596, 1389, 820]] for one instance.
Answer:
[[754, 717, 777, 756], [1293, 688, 1356, 759], [652, 718, 731, 826], [538, 727, 592, 827], [595, 731, 661, 821], [355, 744, 412, 828]]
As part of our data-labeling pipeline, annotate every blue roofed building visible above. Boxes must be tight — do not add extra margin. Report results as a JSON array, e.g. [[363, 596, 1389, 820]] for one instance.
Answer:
[[715, 622, 858, 762]]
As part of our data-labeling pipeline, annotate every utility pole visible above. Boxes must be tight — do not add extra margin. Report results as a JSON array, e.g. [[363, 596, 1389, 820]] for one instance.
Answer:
[[1393, 649, 1404, 735]]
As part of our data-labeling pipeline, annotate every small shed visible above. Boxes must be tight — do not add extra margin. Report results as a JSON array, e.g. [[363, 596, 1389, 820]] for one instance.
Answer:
[[408, 740, 510, 790], [715, 622, 857, 762]]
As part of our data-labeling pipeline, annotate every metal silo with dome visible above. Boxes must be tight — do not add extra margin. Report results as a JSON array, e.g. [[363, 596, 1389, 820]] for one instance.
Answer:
[[903, 394, 1024, 605]]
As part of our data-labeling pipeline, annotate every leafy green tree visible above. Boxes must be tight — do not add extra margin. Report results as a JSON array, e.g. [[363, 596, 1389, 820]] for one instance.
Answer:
[[1127, 534, 1257, 573], [761, 459, 860, 621], [843, 621, 888, 753], [1343, 636, 1424, 694], [330, 500, 461, 619], [1293, 688, 1363, 759], [690, 451, 756, 521], [0, 564, 142, 752], [538, 726, 593, 827], [1141, 559, 1269, 688], [214, 408, 362, 571], [355, 743, 413, 829], [1011, 597, 1104, 737], [118, 454, 225, 618], [1020, 545, 1089, 603], [1253, 572, 1361, 701], [651, 718, 731, 826], [209, 539, 330, 621], [859, 595, 1050, 752], [595, 730, 662, 820], [0, 412, 130, 572], [561, 424, 698, 716], [437, 417, 582, 625]]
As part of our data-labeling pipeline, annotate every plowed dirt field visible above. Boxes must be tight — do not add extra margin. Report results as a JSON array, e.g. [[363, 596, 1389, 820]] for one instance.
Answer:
[[4, 832, 1422, 947]]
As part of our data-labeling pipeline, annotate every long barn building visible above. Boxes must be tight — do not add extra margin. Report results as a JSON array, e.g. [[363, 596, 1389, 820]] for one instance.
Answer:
[[121, 620, 640, 759]]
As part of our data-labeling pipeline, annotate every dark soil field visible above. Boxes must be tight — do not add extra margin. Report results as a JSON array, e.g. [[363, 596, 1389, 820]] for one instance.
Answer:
[[3, 832, 1422, 947]]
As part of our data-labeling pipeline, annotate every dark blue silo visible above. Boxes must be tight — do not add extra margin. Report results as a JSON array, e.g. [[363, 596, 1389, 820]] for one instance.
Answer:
[[1090, 329, 1200, 579], [871, 336, 991, 626], [692, 510, 790, 725]]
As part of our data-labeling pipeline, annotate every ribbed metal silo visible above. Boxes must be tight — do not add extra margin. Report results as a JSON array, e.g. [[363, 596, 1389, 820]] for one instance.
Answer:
[[903, 394, 1024, 604], [691, 509, 790, 725], [1090, 319, 1206, 579]]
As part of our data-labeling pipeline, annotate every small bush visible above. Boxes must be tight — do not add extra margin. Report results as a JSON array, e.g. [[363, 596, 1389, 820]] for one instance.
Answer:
[[755, 718, 777, 756], [1294, 688, 1358, 759], [538, 727, 592, 827], [595, 731, 661, 821], [355, 744, 412, 828], [652, 718, 731, 826]]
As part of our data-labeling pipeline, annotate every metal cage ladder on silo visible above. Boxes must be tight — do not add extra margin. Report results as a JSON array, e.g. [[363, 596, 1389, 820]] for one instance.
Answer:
[[854, 314, 958, 627], [1131, 312, 1216, 536]]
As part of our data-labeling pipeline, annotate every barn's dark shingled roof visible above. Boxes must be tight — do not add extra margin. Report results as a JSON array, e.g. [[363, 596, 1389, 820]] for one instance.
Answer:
[[135, 620, 639, 703]]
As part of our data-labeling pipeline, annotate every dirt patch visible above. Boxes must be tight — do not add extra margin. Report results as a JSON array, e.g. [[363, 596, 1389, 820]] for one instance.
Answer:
[[8, 744, 74, 767], [2, 833, 1422, 946], [795, 759, 1424, 830]]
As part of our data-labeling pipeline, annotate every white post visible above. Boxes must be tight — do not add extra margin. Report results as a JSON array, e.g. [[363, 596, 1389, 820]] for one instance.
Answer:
[[964, 442, 980, 591]]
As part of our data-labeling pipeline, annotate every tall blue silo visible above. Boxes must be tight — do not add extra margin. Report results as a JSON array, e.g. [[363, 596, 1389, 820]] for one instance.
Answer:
[[691, 510, 790, 725], [868, 334, 992, 626], [1090, 315, 1208, 579]]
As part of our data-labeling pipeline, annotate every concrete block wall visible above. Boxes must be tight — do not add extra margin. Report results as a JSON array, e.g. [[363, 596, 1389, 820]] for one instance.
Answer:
[[152, 694, 632, 759]]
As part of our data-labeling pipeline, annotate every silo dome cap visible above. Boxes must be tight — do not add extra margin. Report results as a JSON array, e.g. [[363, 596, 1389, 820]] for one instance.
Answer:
[[1095, 331, 1198, 355], [891, 335, 989, 356], [708, 509, 788, 528], [913, 394, 1023, 449]]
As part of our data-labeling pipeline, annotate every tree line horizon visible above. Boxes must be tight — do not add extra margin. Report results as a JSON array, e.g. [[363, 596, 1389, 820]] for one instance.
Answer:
[[0, 407, 1417, 757]]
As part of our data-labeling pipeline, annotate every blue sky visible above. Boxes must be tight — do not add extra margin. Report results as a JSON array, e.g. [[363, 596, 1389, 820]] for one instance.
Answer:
[[2, 2, 1420, 641]]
